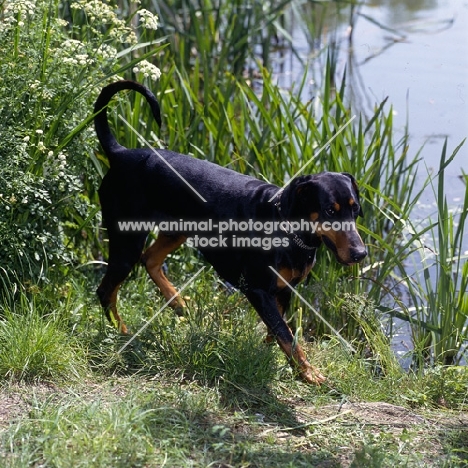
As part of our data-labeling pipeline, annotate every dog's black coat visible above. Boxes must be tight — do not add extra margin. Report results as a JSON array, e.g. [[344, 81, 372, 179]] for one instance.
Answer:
[[94, 80, 367, 384]]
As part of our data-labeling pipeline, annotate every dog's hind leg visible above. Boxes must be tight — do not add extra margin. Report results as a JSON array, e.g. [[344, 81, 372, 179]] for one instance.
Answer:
[[141, 232, 187, 313], [97, 232, 147, 334]]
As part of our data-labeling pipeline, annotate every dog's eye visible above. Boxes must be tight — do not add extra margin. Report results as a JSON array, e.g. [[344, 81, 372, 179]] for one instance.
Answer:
[[325, 208, 335, 217], [352, 204, 360, 214]]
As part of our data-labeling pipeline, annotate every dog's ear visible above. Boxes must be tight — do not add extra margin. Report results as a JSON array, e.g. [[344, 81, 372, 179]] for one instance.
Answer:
[[342, 172, 364, 217], [281, 175, 320, 218]]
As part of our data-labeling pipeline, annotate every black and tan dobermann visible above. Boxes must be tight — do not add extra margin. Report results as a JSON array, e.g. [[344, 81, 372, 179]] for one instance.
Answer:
[[94, 80, 367, 384]]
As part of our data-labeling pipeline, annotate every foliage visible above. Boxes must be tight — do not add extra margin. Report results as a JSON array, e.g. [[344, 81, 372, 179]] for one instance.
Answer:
[[0, 0, 163, 282]]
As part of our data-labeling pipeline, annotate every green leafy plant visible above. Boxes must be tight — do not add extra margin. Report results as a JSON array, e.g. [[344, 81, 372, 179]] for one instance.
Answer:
[[0, 0, 164, 283]]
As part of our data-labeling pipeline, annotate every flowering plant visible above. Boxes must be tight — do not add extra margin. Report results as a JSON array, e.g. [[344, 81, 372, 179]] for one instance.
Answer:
[[0, 0, 163, 282]]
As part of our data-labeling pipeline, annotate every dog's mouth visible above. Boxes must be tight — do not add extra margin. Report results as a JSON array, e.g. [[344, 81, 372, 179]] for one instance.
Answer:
[[322, 236, 346, 264], [322, 235, 366, 266]]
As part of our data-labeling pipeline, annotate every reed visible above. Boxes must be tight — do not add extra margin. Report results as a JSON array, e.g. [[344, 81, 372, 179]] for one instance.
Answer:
[[398, 142, 468, 365]]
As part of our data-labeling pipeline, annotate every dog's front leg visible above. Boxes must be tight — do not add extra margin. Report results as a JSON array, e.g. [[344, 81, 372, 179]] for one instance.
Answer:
[[244, 288, 326, 385]]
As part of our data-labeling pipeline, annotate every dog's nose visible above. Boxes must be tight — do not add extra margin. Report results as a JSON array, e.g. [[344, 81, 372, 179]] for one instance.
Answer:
[[351, 247, 367, 263]]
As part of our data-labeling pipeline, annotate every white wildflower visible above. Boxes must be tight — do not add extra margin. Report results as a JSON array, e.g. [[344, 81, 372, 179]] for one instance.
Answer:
[[63, 57, 78, 65], [58, 152, 67, 170], [138, 9, 159, 30], [42, 88, 53, 100], [133, 60, 161, 81], [76, 54, 91, 65], [3, 0, 37, 18], [52, 39, 97, 69], [62, 39, 85, 51], [71, 0, 137, 44], [1, 0, 37, 30], [96, 43, 118, 61]]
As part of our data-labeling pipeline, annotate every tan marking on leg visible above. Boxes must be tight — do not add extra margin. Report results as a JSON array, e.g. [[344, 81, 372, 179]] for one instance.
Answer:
[[97, 275, 129, 334], [142, 233, 187, 310], [277, 337, 326, 385], [108, 283, 128, 334], [276, 267, 295, 288], [270, 265, 313, 342]]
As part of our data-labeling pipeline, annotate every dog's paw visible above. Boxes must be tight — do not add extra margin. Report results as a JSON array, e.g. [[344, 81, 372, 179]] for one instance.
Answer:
[[173, 305, 187, 317], [300, 364, 327, 385]]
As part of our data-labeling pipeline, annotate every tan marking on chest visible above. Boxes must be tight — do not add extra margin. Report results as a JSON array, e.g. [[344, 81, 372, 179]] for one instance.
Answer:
[[276, 264, 313, 289]]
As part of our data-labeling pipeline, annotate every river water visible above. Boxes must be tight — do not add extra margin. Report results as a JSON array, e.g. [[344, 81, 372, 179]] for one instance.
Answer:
[[278, 0, 467, 219], [350, 0, 467, 203]]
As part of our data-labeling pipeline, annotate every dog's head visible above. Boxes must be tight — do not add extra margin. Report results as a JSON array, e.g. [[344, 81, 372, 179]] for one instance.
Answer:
[[280, 172, 367, 265]]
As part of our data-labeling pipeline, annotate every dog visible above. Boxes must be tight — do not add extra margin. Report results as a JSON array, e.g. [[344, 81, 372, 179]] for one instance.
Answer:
[[94, 80, 367, 384]]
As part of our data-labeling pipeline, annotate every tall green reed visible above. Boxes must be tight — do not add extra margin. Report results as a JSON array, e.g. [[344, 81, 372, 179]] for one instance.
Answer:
[[151, 0, 295, 76], [398, 142, 468, 365]]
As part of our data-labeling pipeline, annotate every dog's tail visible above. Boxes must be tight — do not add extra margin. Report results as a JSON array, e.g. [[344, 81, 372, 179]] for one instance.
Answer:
[[94, 80, 162, 158]]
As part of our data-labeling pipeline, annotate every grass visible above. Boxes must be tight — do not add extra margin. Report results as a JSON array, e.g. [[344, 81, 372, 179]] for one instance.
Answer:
[[0, 379, 446, 467], [1, 275, 467, 466], [0, 281, 88, 384]]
